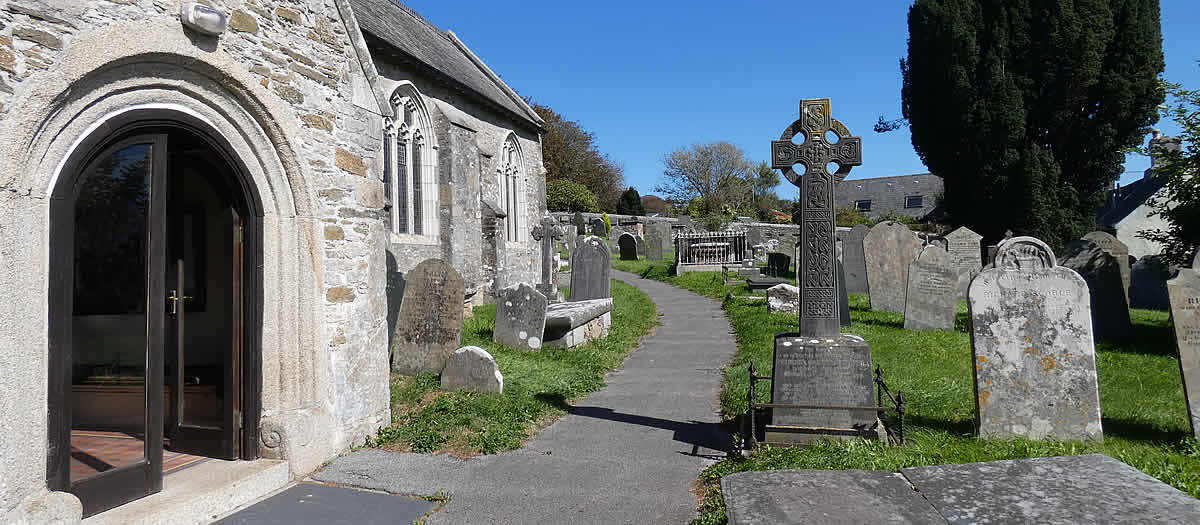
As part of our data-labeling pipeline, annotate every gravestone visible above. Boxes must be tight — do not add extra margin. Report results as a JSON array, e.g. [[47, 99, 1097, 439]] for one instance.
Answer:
[[766, 252, 791, 277], [493, 283, 547, 350], [646, 222, 669, 260], [569, 235, 611, 301], [766, 283, 800, 313], [721, 470, 949, 525], [391, 259, 466, 375], [677, 215, 695, 232], [1083, 231, 1131, 302], [862, 221, 923, 313], [589, 218, 605, 237], [1130, 255, 1171, 310], [1167, 259, 1200, 440], [617, 232, 638, 260], [904, 245, 958, 331], [842, 224, 870, 294], [440, 346, 503, 393], [838, 258, 851, 327], [968, 237, 1103, 441], [530, 217, 563, 301], [1060, 239, 1132, 340], [572, 211, 585, 235], [945, 226, 983, 299], [766, 98, 876, 445]]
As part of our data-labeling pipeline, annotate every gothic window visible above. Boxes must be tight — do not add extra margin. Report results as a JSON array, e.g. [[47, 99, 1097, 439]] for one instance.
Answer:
[[497, 134, 525, 242], [384, 84, 437, 238]]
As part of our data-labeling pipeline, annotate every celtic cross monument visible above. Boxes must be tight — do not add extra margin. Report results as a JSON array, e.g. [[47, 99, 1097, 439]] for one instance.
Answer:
[[765, 98, 877, 446]]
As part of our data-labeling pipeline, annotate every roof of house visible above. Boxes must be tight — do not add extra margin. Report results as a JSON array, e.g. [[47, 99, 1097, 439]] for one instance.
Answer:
[[348, 0, 544, 132], [1097, 175, 1168, 228]]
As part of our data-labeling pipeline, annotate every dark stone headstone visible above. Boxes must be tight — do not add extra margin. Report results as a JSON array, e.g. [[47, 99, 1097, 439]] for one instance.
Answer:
[[903, 246, 958, 331], [766, 252, 790, 276], [1168, 264, 1200, 440], [838, 258, 851, 327], [862, 221, 923, 313], [572, 211, 585, 235], [902, 455, 1200, 524], [842, 224, 870, 295], [968, 237, 1102, 441], [391, 259, 465, 375], [589, 218, 605, 237], [1060, 239, 1132, 340], [767, 333, 876, 445], [1083, 230, 1131, 302], [617, 232, 638, 261], [493, 282, 548, 350], [569, 235, 611, 301], [721, 470, 948, 525], [1130, 255, 1171, 310]]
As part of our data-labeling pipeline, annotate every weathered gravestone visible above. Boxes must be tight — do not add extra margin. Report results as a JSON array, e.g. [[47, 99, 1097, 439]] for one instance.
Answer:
[[440, 346, 503, 393], [646, 222, 669, 260], [863, 221, 923, 313], [944, 226, 983, 299], [1167, 256, 1200, 440], [569, 235, 611, 301], [617, 232, 638, 260], [589, 218, 605, 237], [842, 224, 870, 294], [766, 98, 877, 445], [1083, 230, 1131, 302], [968, 237, 1103, 441], [391, 259, 466, 375], [1060, 239, 1132, 340], [904, 245, 958, 331], [1130, 255, 1171, 310], [766, 252, 791, 277], [493, 282, 547, 350], [572, 211, 585, 235], [530, 217, 563, 301]]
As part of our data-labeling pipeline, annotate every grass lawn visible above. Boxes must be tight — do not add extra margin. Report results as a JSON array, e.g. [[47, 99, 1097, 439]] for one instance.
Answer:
[[613, 258, 1200, 525], [367, 279, 658, 455]]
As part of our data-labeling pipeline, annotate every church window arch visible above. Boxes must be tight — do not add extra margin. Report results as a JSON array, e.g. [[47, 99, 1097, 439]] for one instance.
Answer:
[[384, 83, 438, 239]]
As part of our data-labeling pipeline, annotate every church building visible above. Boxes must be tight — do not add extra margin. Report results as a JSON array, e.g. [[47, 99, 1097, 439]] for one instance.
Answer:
[[0, 1, 544, 521]]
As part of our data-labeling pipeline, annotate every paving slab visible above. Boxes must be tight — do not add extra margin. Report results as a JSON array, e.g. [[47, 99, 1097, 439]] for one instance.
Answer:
[[213, 482, 436, 524], [721, 469, 948, 525], [902, 454, 1200, 524], [314, 270, 736, 524]]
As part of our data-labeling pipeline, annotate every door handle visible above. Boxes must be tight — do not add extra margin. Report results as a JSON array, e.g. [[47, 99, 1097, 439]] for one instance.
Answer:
[[168, 289, 193, 316]]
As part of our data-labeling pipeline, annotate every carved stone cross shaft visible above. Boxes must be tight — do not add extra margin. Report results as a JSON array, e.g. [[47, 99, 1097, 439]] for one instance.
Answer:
[[772, 98, 862, 337], [530, 216, 563, 288]]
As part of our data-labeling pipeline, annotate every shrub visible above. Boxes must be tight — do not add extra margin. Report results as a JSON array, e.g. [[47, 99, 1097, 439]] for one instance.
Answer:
[[546, 179, 601, 212]]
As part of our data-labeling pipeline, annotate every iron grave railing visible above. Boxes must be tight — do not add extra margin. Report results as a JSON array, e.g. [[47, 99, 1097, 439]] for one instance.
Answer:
[[674, 231, 747, 269], [742, 362, 906, 451]]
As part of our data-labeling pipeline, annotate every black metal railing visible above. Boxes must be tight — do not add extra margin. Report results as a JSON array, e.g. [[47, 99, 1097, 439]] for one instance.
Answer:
[[674, 232, 747, 268], [743, 361, 905, 452]]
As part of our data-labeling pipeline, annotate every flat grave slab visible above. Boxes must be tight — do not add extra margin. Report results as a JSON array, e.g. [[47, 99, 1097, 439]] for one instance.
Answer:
[[902, 454, 1200, 525], [745, 277, 788, 290], [214, 482, 437, 524], [721, 469, 949, 525]]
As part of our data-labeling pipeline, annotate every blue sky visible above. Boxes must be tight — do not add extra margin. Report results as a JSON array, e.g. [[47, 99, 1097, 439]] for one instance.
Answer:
[[405, 0, 1200, 201]]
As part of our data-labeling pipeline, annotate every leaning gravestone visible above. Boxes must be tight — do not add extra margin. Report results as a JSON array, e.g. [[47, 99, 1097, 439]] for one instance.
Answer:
[[391, 259, 466, 375], [569, 235, 611, 301], [617, 232, 638, 260], [494, 283, 547, 350], [765, 98, 876, 446], [968, 237, 1103, 441], [440, 346, 503, 393], [842, 224, 870, 294], [863, 221, 923, 313], [1060, 239, 1132, 340], [1083, 231, 1131, 302], [1130, 255, 1171, 310], [944, 226, 983, 299], [904, 245, 958, 331], [1167, 255, 1200, 440]]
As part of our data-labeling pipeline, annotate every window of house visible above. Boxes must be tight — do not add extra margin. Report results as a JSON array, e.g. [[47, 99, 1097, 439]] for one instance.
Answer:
[[854, 199, 872, 211], [384, 84, 438, 239], [497, 134, 526, 242], [905, 195, 923, 208]]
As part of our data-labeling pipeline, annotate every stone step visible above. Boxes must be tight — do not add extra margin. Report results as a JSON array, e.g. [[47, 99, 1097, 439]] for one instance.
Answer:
[[84, 458, 290, 525]]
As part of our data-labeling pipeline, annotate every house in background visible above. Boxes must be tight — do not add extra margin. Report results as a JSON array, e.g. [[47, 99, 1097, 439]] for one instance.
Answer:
[[1097, 130, 1183, 258], [834, 173, 943, 220]]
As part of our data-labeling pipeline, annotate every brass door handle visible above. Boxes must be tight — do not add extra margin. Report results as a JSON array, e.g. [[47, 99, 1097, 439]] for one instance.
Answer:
[[168, 289, 193, 315]]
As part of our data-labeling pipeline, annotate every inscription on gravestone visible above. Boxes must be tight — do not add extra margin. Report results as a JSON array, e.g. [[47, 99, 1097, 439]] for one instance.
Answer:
[[1167, 263, 1200, 440], [944, 226, 983, 299], [904, 246, 958, 331], [968, 237, 1103, 441], [770, 338, 875, 440], [391, 259, 466, 375]]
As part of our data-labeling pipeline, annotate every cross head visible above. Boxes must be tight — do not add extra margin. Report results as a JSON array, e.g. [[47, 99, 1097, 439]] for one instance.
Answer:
[[530, 216, 563, 289]]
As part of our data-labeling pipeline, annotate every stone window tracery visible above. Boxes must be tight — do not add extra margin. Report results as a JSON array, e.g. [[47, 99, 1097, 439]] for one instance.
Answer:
[[384, 84, 437, 239], [497, 133, 525, 242]]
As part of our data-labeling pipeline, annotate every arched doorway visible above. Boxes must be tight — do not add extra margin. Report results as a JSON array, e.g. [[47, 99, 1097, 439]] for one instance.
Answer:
[[47, 120, 261, 517]]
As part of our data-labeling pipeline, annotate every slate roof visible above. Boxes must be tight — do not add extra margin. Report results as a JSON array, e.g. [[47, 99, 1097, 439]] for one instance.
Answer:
[[349, 0, 544, 132], [835, 173, 943, 220], [1097, 175, 1167, 228]]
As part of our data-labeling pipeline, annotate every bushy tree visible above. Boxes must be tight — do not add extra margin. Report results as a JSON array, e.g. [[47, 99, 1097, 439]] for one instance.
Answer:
[[749, 161, 783, 221], [899, 0, 1164, 248], [1139, 74, 1200, 265], [656, 141, 755, 215], [835, 206, 872, 227], [533, 102, 625, 211], [546, 179, 601, 212], [640, 194, 671, 215], [615, 187, 647, 216]]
